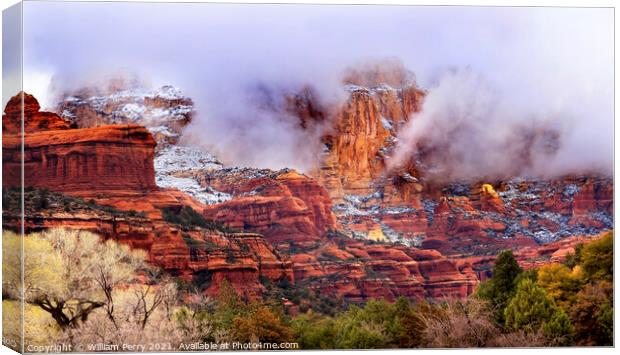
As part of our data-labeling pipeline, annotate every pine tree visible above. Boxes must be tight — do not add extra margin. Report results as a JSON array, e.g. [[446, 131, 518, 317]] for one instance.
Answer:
[[476, 250, 522, 323], [505, 279, 572, 345]]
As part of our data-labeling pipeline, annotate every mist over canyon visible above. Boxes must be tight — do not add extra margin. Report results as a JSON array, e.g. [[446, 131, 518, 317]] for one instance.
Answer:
[[16, 3, 613, 181]]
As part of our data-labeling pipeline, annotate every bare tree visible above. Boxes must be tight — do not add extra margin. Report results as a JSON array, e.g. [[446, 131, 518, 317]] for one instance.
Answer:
[[420, 298, 499, 348], [14, 228, 146, 329]]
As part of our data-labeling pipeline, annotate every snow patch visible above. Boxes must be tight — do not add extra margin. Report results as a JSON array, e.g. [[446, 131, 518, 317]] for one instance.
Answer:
[[380, 116, 393, 130], [154, 145, 228, 204]]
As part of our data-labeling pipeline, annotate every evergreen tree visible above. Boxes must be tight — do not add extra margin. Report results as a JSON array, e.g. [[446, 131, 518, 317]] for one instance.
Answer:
[[476, 250, 522, 323], [505, 279, 572, 345], [580, 233, 613, 282]]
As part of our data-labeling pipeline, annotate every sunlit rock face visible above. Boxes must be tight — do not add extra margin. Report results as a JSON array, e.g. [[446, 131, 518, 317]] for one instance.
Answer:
[[315, 61, 426, 202]]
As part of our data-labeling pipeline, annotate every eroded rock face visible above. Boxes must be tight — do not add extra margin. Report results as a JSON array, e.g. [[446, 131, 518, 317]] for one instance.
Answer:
[[316, 67, 425, 201], [3, 124, 158, 192], [288, 237, 477, 301], [202, 168, 337, 247], [194, 166, 477, 299], [2, 92, 73, 134]]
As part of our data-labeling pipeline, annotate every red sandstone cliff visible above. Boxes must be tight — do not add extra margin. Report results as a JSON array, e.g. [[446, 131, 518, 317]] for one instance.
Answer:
[[3, 92, 73, 134], [314, 61, 425, 201], [3, 123, 158, 192], [2, 92, 291, 299], [201, 168, 337, 247]]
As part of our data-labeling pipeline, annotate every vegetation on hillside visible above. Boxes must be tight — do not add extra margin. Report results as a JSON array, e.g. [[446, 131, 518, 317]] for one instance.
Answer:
[[161, 206, 242, 233], [3, 229, 612, 351], [2, 187, 146, 218]]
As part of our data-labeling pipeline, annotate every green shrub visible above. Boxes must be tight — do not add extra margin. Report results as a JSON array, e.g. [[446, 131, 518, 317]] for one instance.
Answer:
[[162, 206, 241, 233]]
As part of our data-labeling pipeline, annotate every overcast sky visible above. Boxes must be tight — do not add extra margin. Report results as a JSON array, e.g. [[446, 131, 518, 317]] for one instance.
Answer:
[[8, 2, 614, 176]]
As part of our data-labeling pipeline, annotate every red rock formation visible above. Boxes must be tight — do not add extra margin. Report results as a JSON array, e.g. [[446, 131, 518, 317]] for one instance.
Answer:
[[198, 166, 479, 299], [514, 232, 610, 269], [204, 195, 320, 245], [202, 168, 337, 246], [3, 186, 293, 299], [316, 85, 425, 200], [335, 176, 612, 257], [289, 238, 478, 301], [3, 124, 157, 192], [312, 60, 426, 201], [3, 92, 73, 134]]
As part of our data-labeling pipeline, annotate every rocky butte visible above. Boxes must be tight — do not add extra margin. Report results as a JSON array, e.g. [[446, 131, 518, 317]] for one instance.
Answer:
[[2, 92, 292, 298], [3, 90, 481, 301]]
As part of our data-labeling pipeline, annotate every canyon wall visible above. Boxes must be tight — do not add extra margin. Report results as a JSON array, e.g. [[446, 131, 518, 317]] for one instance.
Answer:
[[4, 92, 477, 301], [3, 124, 157, 192], [315, 80, 425, 201]]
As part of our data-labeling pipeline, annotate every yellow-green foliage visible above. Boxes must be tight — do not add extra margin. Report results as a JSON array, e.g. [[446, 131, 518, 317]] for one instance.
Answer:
[[24, 303, 60, 347], [3, 300, 22, 352], [536, 263, 583, 309], [3, 230, 65, 301], [580, 232, 613, 281], [520, 232, 614, 346], [4, 228, 147, 330], [3, 230, 23, 299], [2, 300, 59, 350]]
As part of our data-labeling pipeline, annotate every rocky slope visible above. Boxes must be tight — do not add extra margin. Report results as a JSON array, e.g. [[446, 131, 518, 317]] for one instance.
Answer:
[[193, 167, 478, 300], [202, 168, 338, 247], [56, 82, 194, 147], [159, 162, 479, 300], [287, 237, 478, 301], [332, 176, 613, 256]]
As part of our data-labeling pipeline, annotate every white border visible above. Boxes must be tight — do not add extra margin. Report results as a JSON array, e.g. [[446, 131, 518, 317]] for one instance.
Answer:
[[0, 1, 617, 355]]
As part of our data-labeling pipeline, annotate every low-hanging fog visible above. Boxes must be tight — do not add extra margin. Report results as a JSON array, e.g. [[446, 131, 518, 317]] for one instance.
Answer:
[[16, 2, 613, 179]]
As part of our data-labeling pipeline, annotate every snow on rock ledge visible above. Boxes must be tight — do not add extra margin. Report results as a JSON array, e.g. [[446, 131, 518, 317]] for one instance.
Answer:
[[154, 145, 230, 205]]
